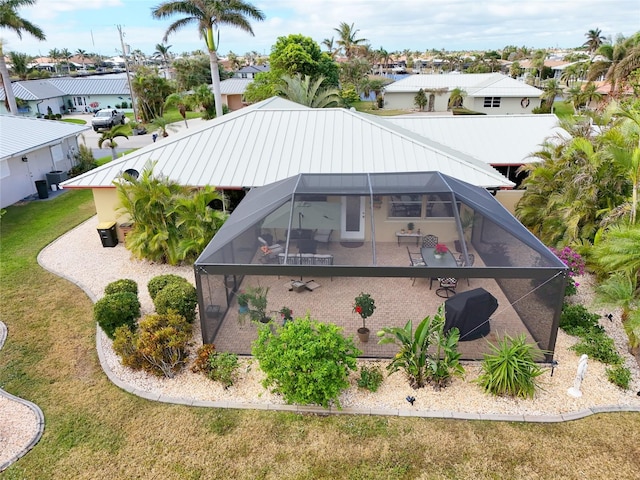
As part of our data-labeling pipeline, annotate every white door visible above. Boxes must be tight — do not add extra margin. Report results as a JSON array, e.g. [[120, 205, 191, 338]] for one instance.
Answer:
[[341, 196, 365, 241]]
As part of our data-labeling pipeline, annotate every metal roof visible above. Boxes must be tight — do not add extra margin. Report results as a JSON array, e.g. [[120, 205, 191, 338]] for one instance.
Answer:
[[62, 97, 513, 190], [383, 73, 543, 97], [0, 78, 129, 100], [0, 115, 90, 160], [385, 114, 567, 166], [218, 78, 253, 95]]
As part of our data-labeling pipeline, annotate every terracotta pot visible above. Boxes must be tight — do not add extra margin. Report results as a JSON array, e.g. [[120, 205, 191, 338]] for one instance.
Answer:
[[357, 327, 370, 343]]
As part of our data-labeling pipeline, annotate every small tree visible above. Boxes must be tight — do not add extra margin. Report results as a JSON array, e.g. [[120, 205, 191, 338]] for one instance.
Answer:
[[252, 315, 361, 408], [414, 88, 428, 111], [98, 125, 129, 161]]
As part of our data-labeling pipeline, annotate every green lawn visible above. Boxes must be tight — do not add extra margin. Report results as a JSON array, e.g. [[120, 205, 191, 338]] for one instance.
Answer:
[[1, 193, 639, 479], [553, 101, 574, 119], [60, 118, 87, 125], [351, 100, 411, 116], [124, 107, 203, 124]]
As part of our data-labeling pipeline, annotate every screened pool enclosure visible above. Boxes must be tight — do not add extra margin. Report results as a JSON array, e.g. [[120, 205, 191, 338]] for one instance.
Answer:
[[194, 172, 567, 360]]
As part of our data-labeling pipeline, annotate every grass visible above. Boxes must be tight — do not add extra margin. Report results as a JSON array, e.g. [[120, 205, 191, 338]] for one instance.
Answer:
[[60, 118, 87, 125], [1, 193, 640, 478], [553, 101, 574, 119], [351, 100, 410, 116], [124, 107, 203, 124]]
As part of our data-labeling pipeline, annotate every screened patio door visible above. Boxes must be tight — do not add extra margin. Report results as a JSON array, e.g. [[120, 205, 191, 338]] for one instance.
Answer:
[[340, 196, 365, 241]]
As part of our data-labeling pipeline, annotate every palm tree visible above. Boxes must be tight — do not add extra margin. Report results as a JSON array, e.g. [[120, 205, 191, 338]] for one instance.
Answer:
[[152, 0, 265, 119], [587, 33, 640, 95], [60, 47, 72, 75], [75, 48, 88, 70], [276, 74, 341, 108], [583, 28, 606, 56], [165, 92, 189, 128], [447, 87, 466, 109], [151, 115, 178, 137], [98, 124, 129, 161], [0, 0, 46, 114], [333, 22, 367, 59], [322, 37, 337, 59], [154, 42, 172, 66], [541, 78, 563, 110], [9, 51, 30, 80]]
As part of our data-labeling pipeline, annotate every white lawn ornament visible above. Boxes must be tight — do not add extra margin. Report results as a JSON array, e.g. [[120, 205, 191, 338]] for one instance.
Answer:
[[567, 354, 588, 398]]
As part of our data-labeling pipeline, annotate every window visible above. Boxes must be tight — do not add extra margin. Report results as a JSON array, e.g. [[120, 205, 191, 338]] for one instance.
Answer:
[[483, 97, 501, 108], [388, 195, 422, 218], [426, 194, 458, 218]]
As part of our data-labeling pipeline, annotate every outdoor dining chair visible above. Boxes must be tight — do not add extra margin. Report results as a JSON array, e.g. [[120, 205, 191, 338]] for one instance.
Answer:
[[436, 277, 458, 298], [422, 234, 438, 248], [407, 246, 426, 286], [457, 253, 475, 285]]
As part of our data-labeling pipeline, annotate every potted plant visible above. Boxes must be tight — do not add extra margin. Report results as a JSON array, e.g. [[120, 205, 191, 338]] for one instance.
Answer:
[[434, 243, 448, 259], [246, 286, 270, 323], [407, 222, 414, 233], [279, 306, 293, 325], [353, 292, 376, 343], [236, 291, 250, 314]]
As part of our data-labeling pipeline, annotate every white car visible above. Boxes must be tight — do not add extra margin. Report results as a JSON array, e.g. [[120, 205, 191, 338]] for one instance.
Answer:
[[91, 109, 125, 131]]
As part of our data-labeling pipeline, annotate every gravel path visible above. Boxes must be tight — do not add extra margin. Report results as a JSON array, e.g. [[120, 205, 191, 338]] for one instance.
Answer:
[[3, 216, 639, 468]]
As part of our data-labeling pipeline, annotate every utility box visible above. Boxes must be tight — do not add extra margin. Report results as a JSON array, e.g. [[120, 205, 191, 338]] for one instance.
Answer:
[[97, 221, 118, 248]]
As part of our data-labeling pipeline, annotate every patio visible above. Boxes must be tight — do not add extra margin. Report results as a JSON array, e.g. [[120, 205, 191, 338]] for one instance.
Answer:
[[203, 241, 533, 359]]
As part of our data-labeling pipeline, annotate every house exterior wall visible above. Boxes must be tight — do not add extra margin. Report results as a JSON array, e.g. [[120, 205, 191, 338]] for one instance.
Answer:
[[1, 136, 79, 208], [223, 94, 245, 111], [383, 91, 452, 112], [1, 94, 133, 116], [495, 189, 525, 215], [467, 96, 542, 114]]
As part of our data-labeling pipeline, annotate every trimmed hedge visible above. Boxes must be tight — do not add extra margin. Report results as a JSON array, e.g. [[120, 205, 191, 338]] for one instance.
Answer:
[[105, 278, 138, 296], [153, 280, 198, 323], [147, 274, 189, 301], [94, 291, 140, 339]]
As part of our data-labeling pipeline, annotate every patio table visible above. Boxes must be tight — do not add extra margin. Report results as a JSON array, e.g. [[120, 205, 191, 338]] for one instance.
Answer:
[[421, 247, 458, 268]]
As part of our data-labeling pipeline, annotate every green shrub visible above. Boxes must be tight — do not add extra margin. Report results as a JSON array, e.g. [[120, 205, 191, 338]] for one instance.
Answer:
[[112, 311, 192, 378], [560, 303, 601, 336], [207, 352, 239, 388], [252, 315, 361, 408], [147, 274, 189, 300], [570, 330, 622, 365], [606, 364, 631, 389], [377, 305, 464, 390], [153, 280, 198, 323], [357, 364, 384, 392], [475, 334, 546, 399], [94, 292, 140, 339], [104, 278, 138, 296]]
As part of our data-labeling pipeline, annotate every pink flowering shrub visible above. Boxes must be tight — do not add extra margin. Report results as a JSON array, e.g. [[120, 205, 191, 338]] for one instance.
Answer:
[[551, 246, 585, 296]]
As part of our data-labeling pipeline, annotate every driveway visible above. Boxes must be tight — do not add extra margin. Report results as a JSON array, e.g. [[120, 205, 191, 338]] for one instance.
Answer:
[[64, 113, 207, 159]]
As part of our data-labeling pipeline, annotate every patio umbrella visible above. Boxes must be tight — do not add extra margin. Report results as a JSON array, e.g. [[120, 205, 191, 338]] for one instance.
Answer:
[[262, 202, 341, 231]]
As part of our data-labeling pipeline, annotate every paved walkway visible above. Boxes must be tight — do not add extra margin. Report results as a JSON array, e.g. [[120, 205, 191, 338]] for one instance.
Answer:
[[0, 321, 45, 472]]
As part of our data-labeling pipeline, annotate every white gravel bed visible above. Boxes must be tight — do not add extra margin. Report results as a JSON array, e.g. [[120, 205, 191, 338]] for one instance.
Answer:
[[0, 396, 39, 467]]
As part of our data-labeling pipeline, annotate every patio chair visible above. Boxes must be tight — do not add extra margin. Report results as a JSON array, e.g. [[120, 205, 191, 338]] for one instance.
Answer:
[[457, 253, 475, 285], [258, 236, 284, 260], [436, 277, 458, 298], [407, 246, 426, 286], [422, 234, 438, 248], [313, 229, 333, 247]]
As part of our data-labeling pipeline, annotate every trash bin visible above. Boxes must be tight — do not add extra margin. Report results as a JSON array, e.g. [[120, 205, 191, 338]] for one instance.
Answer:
[[97, 221, 118, 247], [35, 180, 49, 199]]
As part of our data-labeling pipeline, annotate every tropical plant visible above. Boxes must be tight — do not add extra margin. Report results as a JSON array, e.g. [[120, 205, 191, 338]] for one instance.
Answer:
[[153, 42, 172, 67], [584, 28, 606, 56], [191, 343, 217, 373], [153, 280, 198, 323], [252, 315, 361, 408], [151, 116, 177, 137], [244, 285, 269, 322], [148, 274, 190, 300], [69, 143, 97, 176], [98, 124, 129, 161], [152, 0, 265, 118], [541, 78, 564, 110], [357, 364, 384, 392], [570, 329, 622, 365], [550, 246, 585, 296], [448, 87, 466, 109], [377, 305, 463, 390], [587, 32, 640, 95], [75, 48, 88, 70], [205, 351, 239, 388], [112, 311, 192, 378], [606, 364, 632, 390], [333, 21, 367, 59], [559, 303, 601, 337], [131, 67, 173, 121], [8, 51, 30, 79], [164, 92, 189, 128], [104, 278, 138, 296], [270, 34, 340, 87], [0, 0, 46, 114], [116, 164, 227, 265], [475, 334, 546, 399], [276, 73, 341, 108]]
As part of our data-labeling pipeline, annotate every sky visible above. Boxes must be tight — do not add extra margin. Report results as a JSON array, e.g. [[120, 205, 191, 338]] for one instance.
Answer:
[[1, 0, 638, 58]]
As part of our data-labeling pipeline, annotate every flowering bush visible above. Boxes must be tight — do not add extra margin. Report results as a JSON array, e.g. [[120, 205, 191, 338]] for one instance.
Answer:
[[353, 292, 376, 330], [279, 306, 293, 322], [551, 246, 585, 296], [435, 243, 448, 254]]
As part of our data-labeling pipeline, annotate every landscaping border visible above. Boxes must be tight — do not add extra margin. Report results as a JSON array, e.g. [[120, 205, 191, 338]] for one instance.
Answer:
[[0, 321, 46, 472]]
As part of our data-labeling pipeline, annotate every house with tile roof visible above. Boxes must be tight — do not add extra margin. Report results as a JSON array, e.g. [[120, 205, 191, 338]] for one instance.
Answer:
[[383, 73, 543, 114]]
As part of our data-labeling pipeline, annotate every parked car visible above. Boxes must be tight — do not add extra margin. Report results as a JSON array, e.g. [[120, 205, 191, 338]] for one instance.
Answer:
[[91, 109, 125, 131]]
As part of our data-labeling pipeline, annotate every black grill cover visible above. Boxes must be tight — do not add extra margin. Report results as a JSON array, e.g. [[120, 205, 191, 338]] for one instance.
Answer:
[[444, 288, 498, 341]]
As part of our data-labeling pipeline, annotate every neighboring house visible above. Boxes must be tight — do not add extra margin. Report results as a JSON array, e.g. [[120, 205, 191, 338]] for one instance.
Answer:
[[234, 65, 269, 79], [61, 96, 513, 228], [0, 115, 90, 208], [217, 78, 253, 110], [0, 77, 131, 116], [383, 73, 543, 114], [385, 114, 567, 187]]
